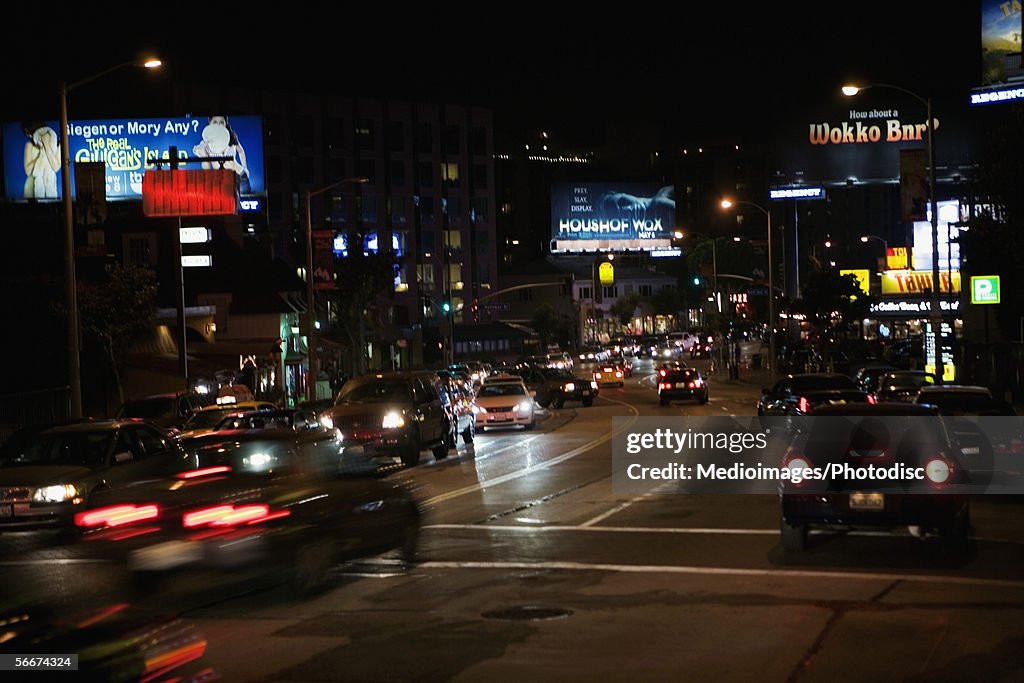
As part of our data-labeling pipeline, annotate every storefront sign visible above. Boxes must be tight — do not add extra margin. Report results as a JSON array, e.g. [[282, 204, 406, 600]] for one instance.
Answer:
[[599, 262, 615, 286], [924, 321, 956, 383], [886, 247, 909, 270], [869, 298, 960, 315], [881, 270, 960, 295]]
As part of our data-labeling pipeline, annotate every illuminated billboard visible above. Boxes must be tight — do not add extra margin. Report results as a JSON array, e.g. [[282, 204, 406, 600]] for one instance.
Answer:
[[550, 182, 674, 253], [4, 115, 264, 201], [982, 0, 1023, 85]]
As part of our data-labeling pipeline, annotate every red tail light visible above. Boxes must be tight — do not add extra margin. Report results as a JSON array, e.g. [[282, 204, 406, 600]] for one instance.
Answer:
[[176, 466, 231, 479], [75, 504, 160, 528], [866, 393, 877, 405], [182, 503, 288, 528], [798, 396, 811, 414], [658, 369, 667, 377], [660, 382, 672, 390]]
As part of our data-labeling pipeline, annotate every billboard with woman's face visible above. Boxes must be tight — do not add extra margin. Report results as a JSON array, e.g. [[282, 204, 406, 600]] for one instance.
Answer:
[[2, 115, 264, 201]]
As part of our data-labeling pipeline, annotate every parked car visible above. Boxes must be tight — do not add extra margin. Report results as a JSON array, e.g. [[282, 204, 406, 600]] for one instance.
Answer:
[[658, 366, 709, 405], [0, 420, 185, 530], [77, 427, 421, 597], [875, 370, 936, 402], [324, 372, 454, 467], [115, 391, 209, 431], [779, 403, 972, 554], [475, 381, 537, 431], [758, 374, 872, 417]]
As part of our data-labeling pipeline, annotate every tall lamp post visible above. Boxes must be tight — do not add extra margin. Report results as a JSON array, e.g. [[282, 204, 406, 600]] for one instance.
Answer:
[[305, 177, 368, 401], [61, 58, 161, 418], [677, 230, 721, 312], [721, 199, 775, 383], [844, 83, 943, 382]]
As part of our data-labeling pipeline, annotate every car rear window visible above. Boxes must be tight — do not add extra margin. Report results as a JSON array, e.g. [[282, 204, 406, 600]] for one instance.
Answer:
[[789, 375, 858, 391]]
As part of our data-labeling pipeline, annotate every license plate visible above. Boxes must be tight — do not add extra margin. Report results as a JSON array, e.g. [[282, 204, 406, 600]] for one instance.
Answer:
[[582, 390, 590, 396], [0, 504, 11, 518], [675, 382, 688, 389], [849, 493, 884, 510]]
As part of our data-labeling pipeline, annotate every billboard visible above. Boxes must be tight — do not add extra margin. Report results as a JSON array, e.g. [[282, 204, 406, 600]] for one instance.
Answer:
[[982, 0, 1023, 85], [912, 200, 961, 271], [4, 115, 264, 201], [550, 182, 674, 253]]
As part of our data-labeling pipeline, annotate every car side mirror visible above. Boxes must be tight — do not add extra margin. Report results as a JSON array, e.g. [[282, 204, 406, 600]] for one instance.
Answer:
[[113, 451, 133, 464]]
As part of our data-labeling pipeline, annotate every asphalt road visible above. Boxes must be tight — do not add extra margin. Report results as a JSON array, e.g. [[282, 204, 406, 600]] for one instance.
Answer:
[[2, 358, 1023, 682]]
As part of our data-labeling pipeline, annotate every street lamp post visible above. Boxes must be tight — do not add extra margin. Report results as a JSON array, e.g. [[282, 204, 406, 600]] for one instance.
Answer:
[[721, 200, 775, 383], [61, 58, 160, 418], [590, 253, 613, 345], [844, 83, 943, 382], [304, 177, 368, 401]]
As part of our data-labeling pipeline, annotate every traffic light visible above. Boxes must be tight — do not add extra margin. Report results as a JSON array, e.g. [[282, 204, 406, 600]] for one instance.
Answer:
[[441, 300, 452, 314], [692, 276, 701, 286]]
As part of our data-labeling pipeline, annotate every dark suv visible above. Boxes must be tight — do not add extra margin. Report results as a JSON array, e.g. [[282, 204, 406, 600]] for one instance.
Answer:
[[324, 372, 454, 467]]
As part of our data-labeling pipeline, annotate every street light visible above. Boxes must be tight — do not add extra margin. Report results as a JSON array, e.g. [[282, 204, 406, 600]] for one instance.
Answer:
[[844, 82, 943, 382], [860, 234, 888, 250], [61, 57, 160, 418], [721, 198, 775, 383], [304, 177, 368, 401]]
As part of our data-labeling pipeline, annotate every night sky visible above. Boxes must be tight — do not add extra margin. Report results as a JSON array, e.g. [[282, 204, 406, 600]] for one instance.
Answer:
[[0, 4, 983, 146]]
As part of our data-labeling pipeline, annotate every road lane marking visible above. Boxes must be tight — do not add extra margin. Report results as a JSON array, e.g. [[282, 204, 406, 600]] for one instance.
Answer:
[[423, 395, 640, 506], [427, 524, 778, 534], [579, 481, 676, 527], [0, 558, 112, 565], [413, 560, 1024, 588]]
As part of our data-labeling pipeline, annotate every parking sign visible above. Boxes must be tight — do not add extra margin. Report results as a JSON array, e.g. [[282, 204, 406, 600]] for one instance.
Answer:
[[970, 276, 1001, 304]]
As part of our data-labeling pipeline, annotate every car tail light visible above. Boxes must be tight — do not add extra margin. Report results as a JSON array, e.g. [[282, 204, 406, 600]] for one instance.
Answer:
[[866, 393, 877, 405], [660, 382, 672, 390], [658, 369, 667, 377], [183, 503, 289, 528], [783, 452, 813, 486], [595, 372, 603, 379], [692, 378, 703, 387], [798, 396, 811, 414], [75, 504, 160, 528], [615, 371, 623, 378], [175, 466, 232, 480]]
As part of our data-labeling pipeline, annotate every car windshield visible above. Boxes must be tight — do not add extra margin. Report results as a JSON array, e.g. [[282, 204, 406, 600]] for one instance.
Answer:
[[0, 431, 114, 468], [477, 384, 527, 398], [918, 392, 995, 413], [116, 397, 175, 419], [184, 408, 244, 430], [215, 413, 294, 430], [336, 380, 413, 404], [787, 375, 858, 391]]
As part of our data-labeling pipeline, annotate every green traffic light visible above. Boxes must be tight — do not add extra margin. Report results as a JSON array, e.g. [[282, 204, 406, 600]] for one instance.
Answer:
[[692, 277, 700, 286], [442, 302, 452, 313]]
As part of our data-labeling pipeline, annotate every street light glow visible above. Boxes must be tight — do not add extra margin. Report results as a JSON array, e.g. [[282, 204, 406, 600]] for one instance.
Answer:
[[841, 85, 861, 97], [143, 59, 162, 68], [673, 230, 684, 239], [720, 199, 733, 209], [860, 235, 869, 242]]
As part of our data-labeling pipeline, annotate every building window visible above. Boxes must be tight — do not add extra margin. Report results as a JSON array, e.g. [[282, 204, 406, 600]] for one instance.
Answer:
[[294, 115, 314, 146], [328, 157, 348, 182], [417, 263, 435, 287], [329, 194, 348, 223], [360, 194, 378, 224], [298, 157, 314, 184], [418, 196, 435, 223], [357, 159, 376, 185], [472, 163, 488, 188], [603, 286, 617, 299], [388, 121, 405, 152], [470, 126, 486, 155], [421, 230, 435, 252], [124, 234, 156, 266], [471, 196, 488, 222], [417, 161, 434, 187], [519, 289, 533, 302], [639, 284, 652, 296], [444, 196, 461, 222], [448, 263, 463, 289], [443, 124, 460, 154], [356, 119, 375, 149], [389, 160, 405, 186], [501, 201, 512, 216], [442, 162, 460, 188], [390, 196, 406, 224], [265, 155, 282, 182], [327, 117, 345, 149], [580, 286, 592, 300], [418, 123, 433, 153], [444, 229, 462, 250]]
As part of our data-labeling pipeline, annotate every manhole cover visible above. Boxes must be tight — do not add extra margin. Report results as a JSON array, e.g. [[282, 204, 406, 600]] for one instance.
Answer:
[[481, 605, 572, 621]]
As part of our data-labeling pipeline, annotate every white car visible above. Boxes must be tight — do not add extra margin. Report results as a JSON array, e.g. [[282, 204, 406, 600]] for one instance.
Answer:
[[474, 382, 536, 430]]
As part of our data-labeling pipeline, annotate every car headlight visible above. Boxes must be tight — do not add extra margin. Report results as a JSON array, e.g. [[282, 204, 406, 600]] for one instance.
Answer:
[[33, 484, 79, 503], [242, 452, 278, 471], [319, 415, 334, 429], [516, 401, 533, 413], [382, 412, 406, 429], [564, 382, 576, 392], [591, 381, 599, 389]]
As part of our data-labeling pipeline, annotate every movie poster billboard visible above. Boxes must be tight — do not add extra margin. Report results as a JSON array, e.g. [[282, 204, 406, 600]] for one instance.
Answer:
[[982, 0, 1023, 85], [550, 182, 674, 252], [4, 115, 264, 201]]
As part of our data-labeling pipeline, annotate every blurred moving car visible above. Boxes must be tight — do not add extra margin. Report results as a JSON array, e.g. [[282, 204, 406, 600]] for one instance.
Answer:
[[116, 391, 209, 431], [179, 400, 278, 438], [875, 370, 936, 402], [0, 601, 214, 681], [593, 363, 625, 387], [658, 366, 709, 405], [78, 427, 420, 597], [0, 420, 185, 530], [213, 408, 325, 432], [324, 372, 454, 467], [779, 403, 971, 553], [690, 336, 714, 359], [475, 382, 537, 430], [758, 374, 872, 416], [913, 385, 1013, 416]]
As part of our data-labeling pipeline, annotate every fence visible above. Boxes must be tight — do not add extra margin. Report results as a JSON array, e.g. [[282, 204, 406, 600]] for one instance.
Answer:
[[0, 387, 71, 443]]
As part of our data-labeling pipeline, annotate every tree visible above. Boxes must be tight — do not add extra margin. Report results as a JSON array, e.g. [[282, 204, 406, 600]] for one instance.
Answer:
[[530, 303, 558, 352], [76, 263, 158, 408], [610, 292, 641, 329], [325, 250, 399, 375], [790, 260, 873, 348]]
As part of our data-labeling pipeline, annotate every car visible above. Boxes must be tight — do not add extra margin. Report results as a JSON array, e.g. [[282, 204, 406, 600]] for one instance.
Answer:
[[436, 371, 476, 445], [76, 427, 421, 597], [482, 372, 528, 386], [532, 367, 598, 408], [615, 357, 634, 377], [545, 352, 574, 371], [914, 385, 1023, 464], [0, 420, 185, 530], [779, 403, 972, 554], [853, 364, 896, 395], [474, 381, 537, 430], [875, 370, 937, 402], [690, 336, 715, 359], [593, 362, 625, 387], [577, 346, 609, 362], [758, 373, 872, 416], [324, 372, 454, 467], [115, 391, 209, 430], [178, 400, 278, 438], [655, 360, 688, 380], [913, 385, 1013, 416], [213, 408, 329, 433], [658, 366, 709, 405]]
